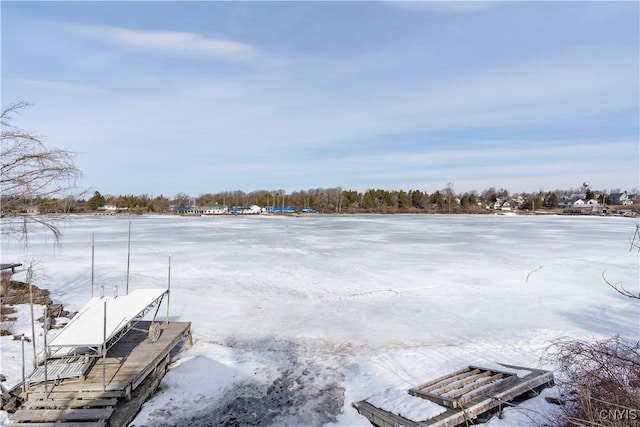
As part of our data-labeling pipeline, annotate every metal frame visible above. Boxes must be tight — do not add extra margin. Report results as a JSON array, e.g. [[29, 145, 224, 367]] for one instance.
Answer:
[[101, 290, 167, 355], [26, 289, 169, 389]]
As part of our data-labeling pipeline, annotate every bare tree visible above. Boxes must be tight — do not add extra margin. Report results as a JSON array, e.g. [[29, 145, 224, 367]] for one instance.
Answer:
[[444, 182, 456, 214], [1, 102, 82, 244]]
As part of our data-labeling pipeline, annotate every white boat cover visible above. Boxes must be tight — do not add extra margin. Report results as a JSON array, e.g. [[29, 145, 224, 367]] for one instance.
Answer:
[[48, 288, 167, 349]]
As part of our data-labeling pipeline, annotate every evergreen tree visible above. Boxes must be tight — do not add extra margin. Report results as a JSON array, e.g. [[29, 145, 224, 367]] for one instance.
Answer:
[[544, 192, 559, 208], [585, 189, 595, 200], [397, 190, 411, 209], [411, 190, 425, 209], [86, 191, 106, 211]]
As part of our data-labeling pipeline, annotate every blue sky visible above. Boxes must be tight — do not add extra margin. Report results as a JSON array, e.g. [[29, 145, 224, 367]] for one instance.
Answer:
[[2, 1, 638, 197]]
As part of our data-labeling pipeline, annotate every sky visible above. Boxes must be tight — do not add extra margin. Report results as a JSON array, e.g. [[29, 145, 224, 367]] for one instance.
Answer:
[[2, 1, 639, 198]]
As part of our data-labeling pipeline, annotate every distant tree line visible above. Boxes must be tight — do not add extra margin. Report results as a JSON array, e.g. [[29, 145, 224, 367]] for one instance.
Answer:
[[10, 185, 634, 216]]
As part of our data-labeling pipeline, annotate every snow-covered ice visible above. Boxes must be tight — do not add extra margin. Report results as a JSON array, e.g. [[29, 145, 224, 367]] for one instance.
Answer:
[[1, 214, 638, 426]]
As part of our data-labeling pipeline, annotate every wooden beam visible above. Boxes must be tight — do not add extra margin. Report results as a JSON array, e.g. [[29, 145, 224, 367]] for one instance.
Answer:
[[6, 423, 105, 427], [10, 408, 114, 422], [26, 398, 118, 409], [27, 390, 124, 400]]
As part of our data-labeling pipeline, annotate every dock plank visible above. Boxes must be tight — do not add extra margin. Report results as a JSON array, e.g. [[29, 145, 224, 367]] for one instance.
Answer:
[[27, 390, 124, 400], [26, 398, 118, 409], [9, 423, 105, 427], [10, 408, 114, 422]]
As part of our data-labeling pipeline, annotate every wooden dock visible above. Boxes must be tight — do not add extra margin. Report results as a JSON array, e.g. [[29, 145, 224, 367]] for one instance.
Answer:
[[9, 321, 191, 427], [352, 364, 554, 427], [1, 263, 22, 273]]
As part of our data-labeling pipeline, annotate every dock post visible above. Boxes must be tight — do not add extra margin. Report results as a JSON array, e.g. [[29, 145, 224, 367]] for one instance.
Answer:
[[27, 267, 37, 370], [91, 232, 95, 298], [103, 300, 107, 392], [43, 306, 48, 396], [166, 256, 171, 325], [21, 335, 25, 393], [126, 221, 131, 296]]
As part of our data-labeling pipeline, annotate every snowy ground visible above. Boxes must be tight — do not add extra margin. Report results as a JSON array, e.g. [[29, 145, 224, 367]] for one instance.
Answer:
[[1, 214, 638, 426]]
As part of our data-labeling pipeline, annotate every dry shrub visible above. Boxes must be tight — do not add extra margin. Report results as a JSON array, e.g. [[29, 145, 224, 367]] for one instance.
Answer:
[[545, 336, 640, 426], [0, 317, 15, 336], [0, 301, 17, 336], [1, 270, 12, 297]]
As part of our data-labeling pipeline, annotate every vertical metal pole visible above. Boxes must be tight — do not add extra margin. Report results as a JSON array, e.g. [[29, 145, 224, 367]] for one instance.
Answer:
[[91, 232, 95, 298], [103, 300, 107, 391], [27, 267, 37, 370], [126, 220, 131, 296], [43, 306, 48, 395], [21, 335, 26, 393], [166, 256, 171, 325]]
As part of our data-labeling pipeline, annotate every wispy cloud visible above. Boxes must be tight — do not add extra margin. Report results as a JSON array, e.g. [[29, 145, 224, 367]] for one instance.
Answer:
[[65, 24, 261, 62]]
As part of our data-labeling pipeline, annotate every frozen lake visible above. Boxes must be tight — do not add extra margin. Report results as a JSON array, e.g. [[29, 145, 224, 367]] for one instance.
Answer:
[[2, 214, 638, 426]]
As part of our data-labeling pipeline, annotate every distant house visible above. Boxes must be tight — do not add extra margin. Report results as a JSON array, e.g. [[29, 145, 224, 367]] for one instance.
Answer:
[[230, 205, 261, 215], [26, 206, 40, 215], [572, 199, 599, 207], [559, 193, 589, 209], [265, 206, 296, 214], [202, 204, 228, 215], [181, 205, 202, 215], [490, 199, 512, 211], [564, 199, 607, 215], [96, 204, 127, 215], [511, 195, 524, 207], [610, 191, 632, 206]]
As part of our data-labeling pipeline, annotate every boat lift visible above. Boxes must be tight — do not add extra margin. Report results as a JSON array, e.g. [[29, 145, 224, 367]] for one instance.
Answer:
[[26, 287, 170, 386], [23, 223, 173, 390], [48, 287, 169, 357]]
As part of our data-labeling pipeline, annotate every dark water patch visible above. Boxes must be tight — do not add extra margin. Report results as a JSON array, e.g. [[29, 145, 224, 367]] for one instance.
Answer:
[[136, 338, 346, 427]]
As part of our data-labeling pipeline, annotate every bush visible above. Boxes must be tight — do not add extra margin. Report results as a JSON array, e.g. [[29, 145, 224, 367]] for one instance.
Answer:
[[1, 271, 12, 297], [545, 336, 640, 426]]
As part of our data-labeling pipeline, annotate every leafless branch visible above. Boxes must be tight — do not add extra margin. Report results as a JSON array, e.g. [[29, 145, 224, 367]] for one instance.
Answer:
[[1, 102, 82, 246], [602, 271, 640, 300], [630, 223, 640, 253]]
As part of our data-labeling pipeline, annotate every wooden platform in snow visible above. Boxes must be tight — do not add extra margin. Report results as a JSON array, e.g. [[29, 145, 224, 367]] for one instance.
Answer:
[[1, 263, 22, 273], [9, 321, 191, 426], [352, 363, 554, 427]]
